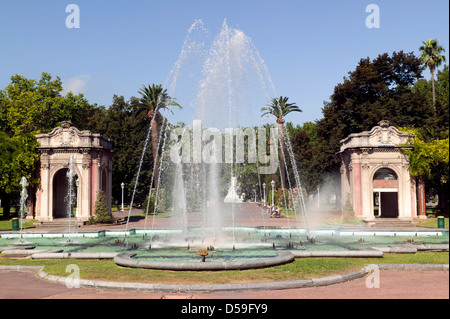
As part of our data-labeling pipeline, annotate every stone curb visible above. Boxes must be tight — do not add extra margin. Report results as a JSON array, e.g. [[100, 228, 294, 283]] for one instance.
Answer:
[[0, 263, 448, 292], [376, 263, 449, 271], [291, 250, 384, 258], [31, 252, 119, 259], [371, 244, 449, 254], [35, 267, 369, 292], [0, 265, 43, 271], [1, 249, 63, 255]]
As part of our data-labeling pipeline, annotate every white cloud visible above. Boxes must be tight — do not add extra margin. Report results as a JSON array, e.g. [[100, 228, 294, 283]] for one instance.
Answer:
[[63, 74, 91, 95]]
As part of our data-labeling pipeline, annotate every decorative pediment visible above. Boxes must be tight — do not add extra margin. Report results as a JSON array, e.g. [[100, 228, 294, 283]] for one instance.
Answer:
[[36, 121, 113, 151], [37, 121, 85, 148], [368, 120, 411, 146], [339, 120, 414, 153]]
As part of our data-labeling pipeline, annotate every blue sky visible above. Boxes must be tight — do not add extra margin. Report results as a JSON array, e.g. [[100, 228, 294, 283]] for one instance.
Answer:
[[0, 0, 448, 127]]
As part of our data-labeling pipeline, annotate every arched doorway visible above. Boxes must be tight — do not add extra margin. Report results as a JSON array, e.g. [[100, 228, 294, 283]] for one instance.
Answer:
[[52, 169, 78, 219], [373, 168, 398, 218]]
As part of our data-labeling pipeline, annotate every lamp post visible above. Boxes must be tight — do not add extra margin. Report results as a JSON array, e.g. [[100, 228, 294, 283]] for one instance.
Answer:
[[271, 180, 275, 207], [120, 182, 125, 212], [262, 183, 266, 206], [317, 185, 320, 208], [75, 177, 79, 217]]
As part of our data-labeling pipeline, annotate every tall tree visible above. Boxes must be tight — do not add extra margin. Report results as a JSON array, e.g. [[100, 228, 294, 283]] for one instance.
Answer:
[[261, 96, 302, 189], [419, 39, 446, 111], [317, 51, 427, 174], [138, 84, 182, 187], [412, 65, 449, 140], [93, 95, 150, 206], [400, 128, 449, 216]]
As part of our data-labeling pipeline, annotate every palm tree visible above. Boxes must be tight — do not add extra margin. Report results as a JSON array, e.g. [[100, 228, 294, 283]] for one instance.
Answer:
[[261, 96, 302, 189], [419, 39, 446, 111], [138, 84, 182, 186]]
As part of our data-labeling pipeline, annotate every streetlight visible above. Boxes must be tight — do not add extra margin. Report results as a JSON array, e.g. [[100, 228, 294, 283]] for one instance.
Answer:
[[75, 177, 79, 217], [271, 180, 275, 208], [262, 183, 266, 206], [317, 185, 320, 208], [120, 182, 125, 212]]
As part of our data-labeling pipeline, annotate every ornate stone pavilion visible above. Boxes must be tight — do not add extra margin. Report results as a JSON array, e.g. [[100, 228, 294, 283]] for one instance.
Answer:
[[339, 120, 425, 221], [35, 121, 113, 222]]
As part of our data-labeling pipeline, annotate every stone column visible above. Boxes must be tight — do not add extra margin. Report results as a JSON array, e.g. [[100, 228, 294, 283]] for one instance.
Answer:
[[80, 150, 91, 221], [361, 163, 372, 219], [417, 177, 426, 218], [38, 162, 51, 221], [353, 163, 362, 217], [90, 161, 99, 215]]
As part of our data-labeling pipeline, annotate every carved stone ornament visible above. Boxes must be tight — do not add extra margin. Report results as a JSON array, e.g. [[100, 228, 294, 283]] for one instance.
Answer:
[[60, 121, 74, 129], [59, 130, 75, 146]]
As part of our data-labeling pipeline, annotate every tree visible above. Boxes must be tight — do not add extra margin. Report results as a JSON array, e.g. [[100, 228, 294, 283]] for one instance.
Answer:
[[419, 39, 446, 111], [261, 96, 302, 188], [88, 190, 114, 224], [94, 95, 154, 207], [400, 128, 449, 216], [1, 73, 101, 136], [413, 65, 449, 140], [316, 51, 428, 174], [137, 84, 182, 186], [0, 132, 39, 217]]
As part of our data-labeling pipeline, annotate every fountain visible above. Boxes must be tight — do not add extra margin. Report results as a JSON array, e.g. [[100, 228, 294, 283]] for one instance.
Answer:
[[18, 176, 28, 232], [63, 154, 76, 244], [14, 176, 32, 246], [138, 19, 307, 242]]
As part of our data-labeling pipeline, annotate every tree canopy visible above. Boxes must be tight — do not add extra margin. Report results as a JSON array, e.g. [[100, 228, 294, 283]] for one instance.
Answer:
[[316, 51, 430, 173], [400, 128, 449, 215]]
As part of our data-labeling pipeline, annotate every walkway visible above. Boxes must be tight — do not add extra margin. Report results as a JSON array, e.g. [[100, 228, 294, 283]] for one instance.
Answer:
[[0, 268, 448, 299]]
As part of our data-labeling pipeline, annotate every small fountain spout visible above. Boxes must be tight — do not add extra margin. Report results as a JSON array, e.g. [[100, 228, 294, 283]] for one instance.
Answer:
[[194, 248, 209, 262]]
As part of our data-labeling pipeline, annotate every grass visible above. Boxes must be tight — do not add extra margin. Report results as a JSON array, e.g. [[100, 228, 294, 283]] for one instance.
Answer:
[[131, 210, 172, 218], [418, 218, 449, 228], [0, 218, 35, 231], [0, 252, 447, 285]]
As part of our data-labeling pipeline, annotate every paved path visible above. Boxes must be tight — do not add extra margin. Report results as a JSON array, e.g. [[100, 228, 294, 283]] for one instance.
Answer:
[[29, 205, 348, 232], [0, 269, 448, 299]]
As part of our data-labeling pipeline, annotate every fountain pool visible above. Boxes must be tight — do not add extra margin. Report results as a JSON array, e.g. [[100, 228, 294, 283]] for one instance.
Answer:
[[1, 227, 448, 271]]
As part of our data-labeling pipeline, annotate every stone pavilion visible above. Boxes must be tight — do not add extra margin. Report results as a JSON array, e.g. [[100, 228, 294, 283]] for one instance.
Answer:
[[339, 120, 426, 222], [34, 121, 113, 222]]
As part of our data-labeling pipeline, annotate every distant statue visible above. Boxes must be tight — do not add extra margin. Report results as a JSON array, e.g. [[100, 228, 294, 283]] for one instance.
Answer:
[[224, 177, 243, 203]]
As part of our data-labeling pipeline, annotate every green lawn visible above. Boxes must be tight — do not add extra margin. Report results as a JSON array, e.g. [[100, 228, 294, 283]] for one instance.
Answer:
[[418, 218, 449, 228], [0, 252, 447, 285], [0, 218, 35, 230]]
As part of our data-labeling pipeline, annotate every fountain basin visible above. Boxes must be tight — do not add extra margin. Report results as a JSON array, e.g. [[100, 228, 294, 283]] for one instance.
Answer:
[[114, 251, 295, 271], [1, 227, 448, 265]]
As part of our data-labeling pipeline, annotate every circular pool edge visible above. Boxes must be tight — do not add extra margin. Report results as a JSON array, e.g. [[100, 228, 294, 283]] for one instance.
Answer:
[[114, 251, 295, 271]]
